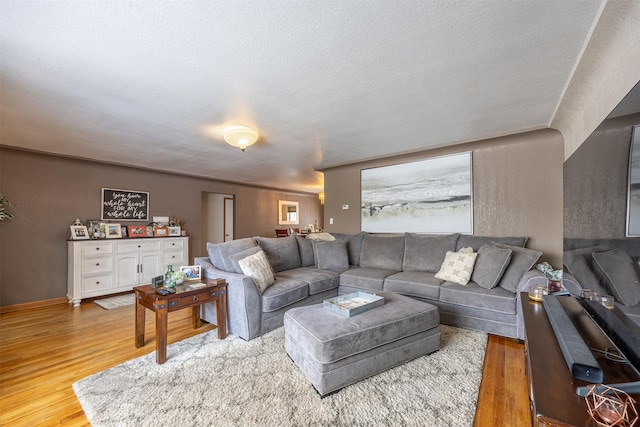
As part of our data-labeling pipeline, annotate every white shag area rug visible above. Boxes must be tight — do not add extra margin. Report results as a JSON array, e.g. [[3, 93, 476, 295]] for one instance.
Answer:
[[94, 294, 135, 310], [74, 325, 487, 427]]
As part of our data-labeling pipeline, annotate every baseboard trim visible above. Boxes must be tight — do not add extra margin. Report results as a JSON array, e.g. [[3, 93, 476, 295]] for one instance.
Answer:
[[0, 297, 69, 314]]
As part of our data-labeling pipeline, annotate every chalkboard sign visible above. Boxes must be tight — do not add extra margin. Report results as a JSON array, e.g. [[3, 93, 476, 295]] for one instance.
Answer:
[[101, 188, 149, 221]]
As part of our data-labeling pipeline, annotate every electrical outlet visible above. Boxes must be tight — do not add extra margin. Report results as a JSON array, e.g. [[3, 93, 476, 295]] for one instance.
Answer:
[[329, 218, 334, 224]]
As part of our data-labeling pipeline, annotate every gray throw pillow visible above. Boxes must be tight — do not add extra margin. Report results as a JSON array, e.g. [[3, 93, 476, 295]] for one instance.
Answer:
[[330, 232, 364, 265], [403, 233, 460, 273], [256, 235, 302, 273], [471, 244, 513, 289], [314, 240, 349, 270], [456, 235, 528, 252], [359, 234, 405, 271], [592, 249, 640, 307], [228, 246, 264, 274], [295, 234, 315, 267], [562, 244, 611, 296], [206, 238, 257, 272], [492, 242, 542, 293]]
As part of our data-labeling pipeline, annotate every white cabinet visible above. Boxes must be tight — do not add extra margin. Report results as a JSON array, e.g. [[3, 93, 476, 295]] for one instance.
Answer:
[[67, 236, 189, 307]]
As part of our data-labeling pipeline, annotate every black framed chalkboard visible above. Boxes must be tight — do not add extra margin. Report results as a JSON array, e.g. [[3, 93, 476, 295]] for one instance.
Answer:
[[101, 188, 149, 221]]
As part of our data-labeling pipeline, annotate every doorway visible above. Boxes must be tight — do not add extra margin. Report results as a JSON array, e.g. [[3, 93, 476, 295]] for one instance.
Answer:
[[201, 192, 234, 255]]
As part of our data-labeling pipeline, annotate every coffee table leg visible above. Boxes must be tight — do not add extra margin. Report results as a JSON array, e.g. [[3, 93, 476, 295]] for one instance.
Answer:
[[155, 306, 168, 364], [135, 294, 145, 348]]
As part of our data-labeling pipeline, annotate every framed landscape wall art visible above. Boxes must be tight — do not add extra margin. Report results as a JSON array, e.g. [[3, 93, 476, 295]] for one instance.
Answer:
[[627, 125, 640, 236], [361, 152, 473, 233]]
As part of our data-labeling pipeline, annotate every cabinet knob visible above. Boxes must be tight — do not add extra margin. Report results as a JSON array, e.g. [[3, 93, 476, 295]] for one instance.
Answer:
[[138, 245, 141, 248], [193, 295, 199, 302], [96, 247, 100, 251], [172, 243, 175, 246], [172, 255, 175, 259], [96, 263, 100, 266], [96, 281, 100, 284]]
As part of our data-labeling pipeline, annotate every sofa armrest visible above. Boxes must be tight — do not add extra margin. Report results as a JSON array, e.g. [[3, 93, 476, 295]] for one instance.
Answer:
[[194, 256, 262, 341], [515, 269, 548, 294], [562, 272, 582, 297]]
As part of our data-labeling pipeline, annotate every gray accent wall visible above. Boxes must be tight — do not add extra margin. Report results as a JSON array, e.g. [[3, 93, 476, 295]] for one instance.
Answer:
[[320, 129, 564, 267], [0, 148, 321, 306], [564, 113, 640, 239]]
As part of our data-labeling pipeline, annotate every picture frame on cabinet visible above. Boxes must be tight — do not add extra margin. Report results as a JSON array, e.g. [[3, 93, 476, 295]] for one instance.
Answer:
[[87, 220, 103, 239], [127, 225, 146, 238], [168, 226, 181, 236], [121, 225, 128, 238], [153, 225, 168, 237], [70, 225, 90, 240], [105, 223, 122, 239]]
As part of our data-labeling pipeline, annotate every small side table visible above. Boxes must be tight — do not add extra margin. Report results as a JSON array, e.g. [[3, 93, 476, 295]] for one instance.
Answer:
[[134, 279, 227, 364]]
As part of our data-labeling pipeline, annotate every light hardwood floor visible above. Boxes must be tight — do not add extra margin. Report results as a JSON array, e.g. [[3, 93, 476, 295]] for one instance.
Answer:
[[0, 299, 530, 426]]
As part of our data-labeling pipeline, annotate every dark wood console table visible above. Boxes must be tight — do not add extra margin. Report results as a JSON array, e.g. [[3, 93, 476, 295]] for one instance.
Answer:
[[521, 293, 640, 426]]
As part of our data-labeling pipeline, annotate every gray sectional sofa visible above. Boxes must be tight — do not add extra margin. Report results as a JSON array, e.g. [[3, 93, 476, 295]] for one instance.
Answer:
[[563, 237, 640, 326], [195, 232, 551, 341]]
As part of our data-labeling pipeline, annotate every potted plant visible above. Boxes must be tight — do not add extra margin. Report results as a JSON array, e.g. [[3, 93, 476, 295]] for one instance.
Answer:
[[172, 271, 188, 285], [0, 193, 14, 222]]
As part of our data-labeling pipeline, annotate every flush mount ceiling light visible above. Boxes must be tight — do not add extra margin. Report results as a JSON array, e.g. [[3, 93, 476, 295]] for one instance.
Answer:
[[223, 126, 259, 152]]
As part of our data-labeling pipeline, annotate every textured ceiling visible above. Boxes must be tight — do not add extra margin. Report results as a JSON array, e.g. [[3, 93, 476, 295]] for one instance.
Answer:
[[0, 0, 614, 192]]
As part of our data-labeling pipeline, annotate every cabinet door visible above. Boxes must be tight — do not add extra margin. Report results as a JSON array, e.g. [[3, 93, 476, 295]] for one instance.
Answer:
[[115, 253, 139, 287], [141, 251, 162, 284]]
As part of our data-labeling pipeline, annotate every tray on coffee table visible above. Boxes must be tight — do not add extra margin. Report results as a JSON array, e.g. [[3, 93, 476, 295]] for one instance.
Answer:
[[323, 292, 384, 317]]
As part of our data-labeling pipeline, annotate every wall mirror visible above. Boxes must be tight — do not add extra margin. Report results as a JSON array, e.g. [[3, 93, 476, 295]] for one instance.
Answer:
[[278, 200, 299, 225]]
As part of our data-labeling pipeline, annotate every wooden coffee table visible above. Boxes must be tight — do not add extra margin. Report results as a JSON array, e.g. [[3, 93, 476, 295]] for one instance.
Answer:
[[134, 279, 227, 364]]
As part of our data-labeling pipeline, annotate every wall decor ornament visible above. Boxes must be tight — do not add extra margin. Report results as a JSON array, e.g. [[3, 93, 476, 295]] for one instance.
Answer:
[[101, 188, 149, 221], [361, 152, 473, 233]]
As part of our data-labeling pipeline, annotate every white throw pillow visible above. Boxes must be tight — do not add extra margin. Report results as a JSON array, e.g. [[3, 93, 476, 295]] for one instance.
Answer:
[[238, 250, 275, 293], [435, 251, 478, 285]]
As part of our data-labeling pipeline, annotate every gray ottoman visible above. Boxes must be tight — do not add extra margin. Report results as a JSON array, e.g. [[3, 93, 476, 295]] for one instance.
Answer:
[[284, 291, 440, 396]]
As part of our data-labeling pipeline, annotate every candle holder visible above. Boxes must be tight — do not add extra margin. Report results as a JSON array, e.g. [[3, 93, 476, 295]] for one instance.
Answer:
[[585, 384, 638, 426], [528, 284, 549, 302]]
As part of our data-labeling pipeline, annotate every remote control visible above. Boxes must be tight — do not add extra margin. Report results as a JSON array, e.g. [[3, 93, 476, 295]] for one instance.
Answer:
[[156, 288, 170, 296]]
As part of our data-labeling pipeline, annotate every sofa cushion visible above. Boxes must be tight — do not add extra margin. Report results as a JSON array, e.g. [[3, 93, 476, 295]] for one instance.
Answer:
[[256, 235, 302, 273], [238, 250, 276, 294], [277, 267, 340, 295], [563, 245, 611, 296], [340, 267, 399, 291], [492, 243, 542, 293], [206, 238, 257, 272], [592, 249, 640, 307], [402, 233, 459, 272], [228, 246, 263, 274], [456, 235, 527, 252], [471, 244, 513, 290], [440, 281, 518, 315], [359, 234, 405, 271], [261, 277, 309, 312], [314, 240, 349, 270], [435, 251, 477, 285], [295, 234, 315, 267], [383, 271, 444, 300], [333, 232, 365, 266]]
